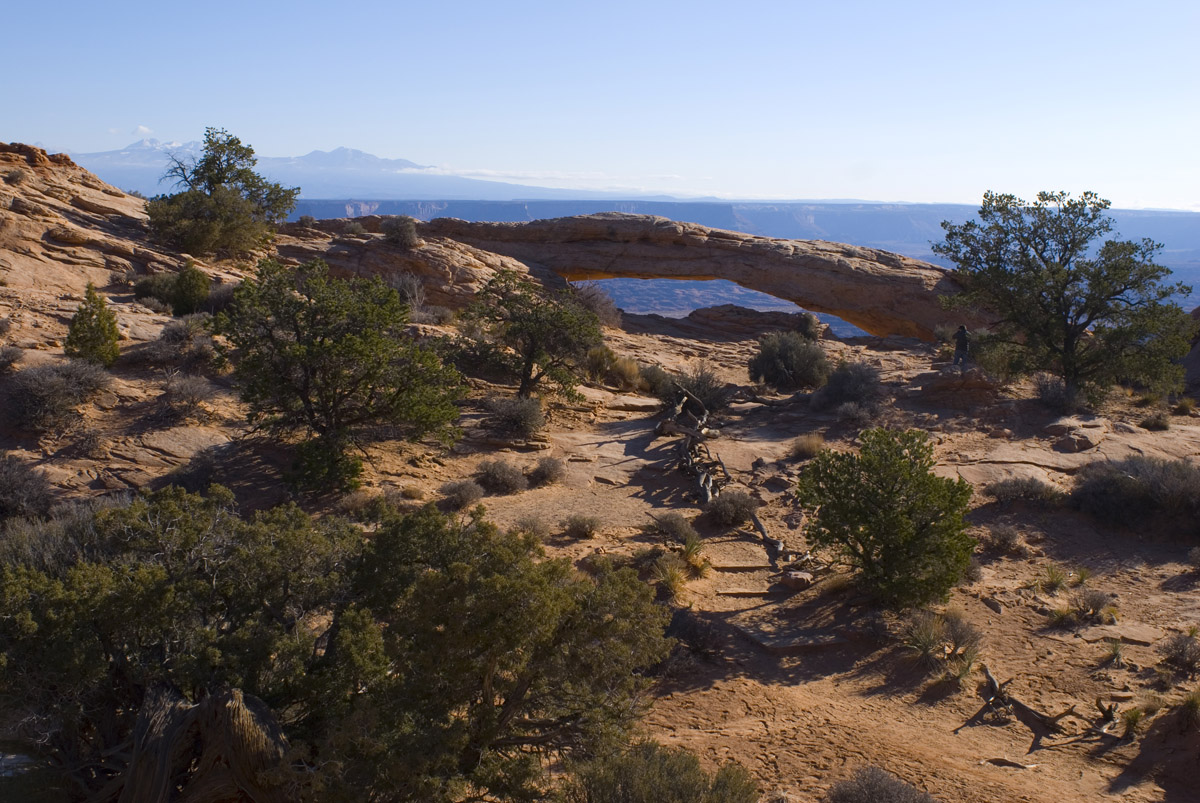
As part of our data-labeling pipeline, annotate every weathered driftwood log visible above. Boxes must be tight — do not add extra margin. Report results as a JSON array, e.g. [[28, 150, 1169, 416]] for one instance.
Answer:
[[979, 666, 1077, 735]]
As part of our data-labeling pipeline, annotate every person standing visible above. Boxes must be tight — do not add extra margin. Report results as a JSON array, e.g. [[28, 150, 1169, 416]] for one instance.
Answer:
[[952, 325, 970, 368]]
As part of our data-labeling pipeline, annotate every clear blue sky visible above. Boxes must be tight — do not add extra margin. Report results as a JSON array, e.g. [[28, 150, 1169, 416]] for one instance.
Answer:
[[6, 0, 1198, 209]]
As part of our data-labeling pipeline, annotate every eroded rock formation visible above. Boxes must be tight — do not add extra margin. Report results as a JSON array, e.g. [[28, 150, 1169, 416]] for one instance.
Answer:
[[423, 213, 968, 339]]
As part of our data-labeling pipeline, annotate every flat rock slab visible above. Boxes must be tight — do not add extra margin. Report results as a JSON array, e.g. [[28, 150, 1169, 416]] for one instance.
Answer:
[[717, 588, 790, 597], [1080, 623, 1164, 646], [711, 563, 775, 571], [736, 625, 847, 654], [140, 427, 230, 460]]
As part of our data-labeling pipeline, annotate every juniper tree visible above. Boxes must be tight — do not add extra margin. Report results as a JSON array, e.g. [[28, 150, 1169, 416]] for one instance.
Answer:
[[65, 282, 120, 367]]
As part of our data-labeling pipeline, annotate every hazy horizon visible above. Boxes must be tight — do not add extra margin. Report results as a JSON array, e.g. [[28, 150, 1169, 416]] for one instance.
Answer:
[[6, 1, 1198, 211]]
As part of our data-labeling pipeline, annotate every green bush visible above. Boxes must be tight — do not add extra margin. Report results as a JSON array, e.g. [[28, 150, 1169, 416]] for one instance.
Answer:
[[170, 262, 211, 315], [748, 331, 829, 391], [559, 741, 757, 803], [65, 283, 119, 367], [796, 428, 974, 608], [811, 361, 881, 411], [640, 364, 677, 401], [0, 453, 53, 522], [382, 215, 420, 248], [824, 765, 938, 803], [564, 514, 602, 539], [653, 511, 699, 543]]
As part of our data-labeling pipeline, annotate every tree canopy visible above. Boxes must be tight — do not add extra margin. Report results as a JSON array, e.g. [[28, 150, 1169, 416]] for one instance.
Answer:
[[64, 282, 119, 367], [934, 191, 1195, 403], [462, 271, 603, 397], [795, 428, 974, 608], [146, 127, 299, 255], [0, 488, 673, 801], [218, 258, 464, 486]]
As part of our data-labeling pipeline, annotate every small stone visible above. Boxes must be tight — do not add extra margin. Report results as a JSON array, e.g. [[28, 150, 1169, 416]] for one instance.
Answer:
[[983, 597, 1004, 614]]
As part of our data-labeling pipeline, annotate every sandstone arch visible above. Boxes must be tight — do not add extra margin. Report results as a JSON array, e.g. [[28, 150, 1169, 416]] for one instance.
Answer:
[[423, 213, 967, 339]]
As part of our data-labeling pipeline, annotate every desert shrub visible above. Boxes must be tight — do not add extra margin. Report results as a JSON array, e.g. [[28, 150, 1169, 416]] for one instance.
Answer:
[[134, 272, 181, 308], [835, 401, 875, 427], [382, 215, 420, 248], [390, 272, 426, 315], [1072, 456, 1200, 530], [585, 347, 641, 390], [8, 360, 112, 430], [563, 514, 602, 539], [159, 373, 214, 418], [964, 556, 983, 583], [65, 283, 119, 367], [0, 345, 23, 374], [140, 296, 173, 314], [204, 282, 237, 315], [344, 221, 367, 236], [680, 535, 709, 577], [141, 313, 218, 369], [653, 512, 699, 543], [1159, 628, 1200, 676], [560, 741, 757, 803], [942, 609, 983, 655], [1032, 372, 1084, 412], [1180, 688, 1200, 730], [985, 476, 1065, 506], [1140, 411, 1170, 431], [652, 554, 689, 601], [297, 214, 316, 227], [789, 433, 825, 460], [1174, 396, 1197, 415], [640, 364, 677, 400], [677, 363, 736, 412], [824, 765, 937, 803], [3, 168, 27, 185], [586, 345, 618, 382], [485, 395, 546, 438], [666, 607, 721, 658], [796, 428, 974, 608], [439, 479, 485, 511], [170, 262, 211, 316], [510, 514, 550, 539], [0, 317, 11, 336], [901, 611, 948, 672], [572, 281, 622, 327], [706, 490, 760, 527], [982, 524, 1027, 556], [0, 453, 53, 522], [1121, 707, 1144, 739], [475, 459, 528, 494], [748, 331, 829, 391], [811, 361, 881, 411], [1073, 589, 1118, 624], [1041, 563, 1068, 593], [528, 456, 566, 487]]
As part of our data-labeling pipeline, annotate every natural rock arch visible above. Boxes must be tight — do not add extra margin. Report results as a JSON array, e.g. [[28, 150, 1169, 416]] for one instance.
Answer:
[[423, 213, 968, 339]]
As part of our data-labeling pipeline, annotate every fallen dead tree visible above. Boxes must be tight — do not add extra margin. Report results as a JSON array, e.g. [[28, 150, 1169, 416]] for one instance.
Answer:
[[977, 665, 1079, 735]]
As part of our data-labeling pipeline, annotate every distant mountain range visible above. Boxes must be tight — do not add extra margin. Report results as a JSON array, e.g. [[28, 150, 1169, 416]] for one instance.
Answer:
[[72, 141, 1200, 318], [70, 140, 686, 201]]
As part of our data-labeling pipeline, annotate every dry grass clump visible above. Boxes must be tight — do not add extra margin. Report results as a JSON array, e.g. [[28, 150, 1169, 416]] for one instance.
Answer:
[[652, 553, 690, 601], [0, 452, 53, 522], [510, 514, 550, 539], [527, 456, 566, 487], [1140, 411, 1171, 431], [1040, 563, 1068, 593], [652, 511, 699, 543], [981, 524, 1028, 557], [706, 490, 760, 527], [1173, 396, 1196, 415], [1121, 707, 1144, 740], [900, 609, 982, 684], [788, 433, 825, 461], [901, 611, 948, 672], [823, 765, 937, 803], [159, 372, 214, 419], [475, 459, 528, 494], [679, 535, 710, 578], [1158, 627, 1200, 676], [485, 396, 545, 439], [985, 476, 1065, 506], [0, 345, 23, 374], [8, 360, 112, 430], [562, 514, 602, 539], [439, 479, 484, 511], [1179, 688, 1200, 730], [584, 345, 641, 390], [1187, 546, 1200, 572]]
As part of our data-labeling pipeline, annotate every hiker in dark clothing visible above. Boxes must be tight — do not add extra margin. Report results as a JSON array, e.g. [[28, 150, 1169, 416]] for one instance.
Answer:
[[952, 325, 969, 367]]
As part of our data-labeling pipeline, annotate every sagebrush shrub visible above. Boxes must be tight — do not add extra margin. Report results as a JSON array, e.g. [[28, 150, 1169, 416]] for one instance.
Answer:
[[748, 331, 829, 391], [485, 396, 545, 438], [527, 456, 565, 487], [572, 281, 622, 327], [789, 433, 825, 460], [0, 345, 23, 374], [563, 514, 601, 539], [510, 515, 550, 539], [811, 361, 881, 411], [0, 452, 53, 522], [986, 476, 1065, 506], [1159, 629, 1200, 676], [160, 373, 214, 418], [653, 511, 699, 543], [677, 363, 735, 412], [1072, 456, 1200, 530], [1140, 412, 1170, 431], [9, 360, 112, 429], [475, 460, 528, 494], [640, 364, 676, 401], [982, 524, 1027, 556], [706, 490, 760, 527], [439, 479, 484, 511], [382, 216, 420, 248], [141, 314, 217, 369], [824, 765, 937, 803]]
